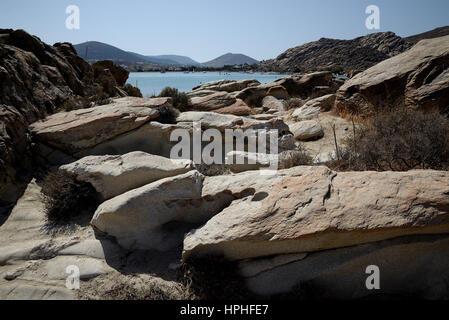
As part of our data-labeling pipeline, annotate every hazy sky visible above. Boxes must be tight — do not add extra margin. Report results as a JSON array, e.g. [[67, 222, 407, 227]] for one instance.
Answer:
[[1, 0, 448, 62]]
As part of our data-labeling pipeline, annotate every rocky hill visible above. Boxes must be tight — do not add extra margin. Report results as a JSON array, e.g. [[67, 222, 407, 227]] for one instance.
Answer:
[[201, 53, 259, 68], [260, 26, 449, 73], [259, 31, 411, 73], [73, 41, 180, 65], [152, 55, 200, 66], [404, 26, 449, 44]]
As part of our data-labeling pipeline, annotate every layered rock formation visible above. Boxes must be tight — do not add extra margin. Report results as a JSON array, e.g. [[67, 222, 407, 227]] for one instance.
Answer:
[[30, 97, 167, 153], [335, 35, 449, 116], [260, 32, 411, 73], [182, 167, 449, 298]]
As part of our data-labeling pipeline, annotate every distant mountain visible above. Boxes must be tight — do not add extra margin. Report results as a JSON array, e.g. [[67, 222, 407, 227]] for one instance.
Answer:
[[201, 53, 259, 68], [73, 42, 190, 65], [404, 26, 449, 44], [150, 55, 200, 66], [74, 42, 258, 68]]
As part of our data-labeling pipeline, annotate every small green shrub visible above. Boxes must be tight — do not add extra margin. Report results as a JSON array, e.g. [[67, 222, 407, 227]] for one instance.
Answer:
[[41, 170, 98, 223], [159, 87, 191, 112]]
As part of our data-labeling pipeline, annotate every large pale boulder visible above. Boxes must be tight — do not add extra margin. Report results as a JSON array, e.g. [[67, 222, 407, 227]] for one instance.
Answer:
[[91, 171, 234, 251], [290, 120, 324, 140], [292, 104, 321, 119], [61, 152, 195, 200], [177, 111, 244, 131], [183, 167, 449, 261], [335, 35, 449, 116], [30, 97, 170, 153], [292, 94, 336, 119], [306, 94, 336, 111]]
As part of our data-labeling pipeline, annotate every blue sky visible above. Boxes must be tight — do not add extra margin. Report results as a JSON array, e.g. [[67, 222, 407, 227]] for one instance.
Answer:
[[0, 0, 448, 62]]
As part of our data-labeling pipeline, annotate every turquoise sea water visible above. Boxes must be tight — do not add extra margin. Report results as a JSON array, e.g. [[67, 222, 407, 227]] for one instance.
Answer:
[[127, 72, 288, 96]]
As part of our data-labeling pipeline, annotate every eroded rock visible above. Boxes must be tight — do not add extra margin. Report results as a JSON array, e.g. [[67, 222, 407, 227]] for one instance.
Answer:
[[183, 167, 449, 261], [61, 152, 195, 200], [335, 35, 449, 115]]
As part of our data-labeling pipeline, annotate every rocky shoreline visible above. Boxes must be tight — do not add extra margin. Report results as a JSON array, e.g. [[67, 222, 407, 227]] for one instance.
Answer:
[[1, 30, 449, 300]]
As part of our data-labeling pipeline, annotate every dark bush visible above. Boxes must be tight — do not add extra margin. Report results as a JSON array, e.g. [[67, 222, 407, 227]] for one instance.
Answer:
[[155, 105, 179, 124], [123, 84, 143, 97], [181, 256, 251, 300], [41, 170, 98, 223], [245, 91, 266, 109], [158, 87, 191, 112], [327, 109, 449, 171], [284, 98, 304, 110]]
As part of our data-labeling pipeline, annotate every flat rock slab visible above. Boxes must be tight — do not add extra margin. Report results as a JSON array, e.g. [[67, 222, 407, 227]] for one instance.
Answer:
[[30, 97, 168, 153], [44, 256, 113, 281], [0, 281, 74, 300], [61, 151, 195, 200], [183, 167, 449, 260]]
